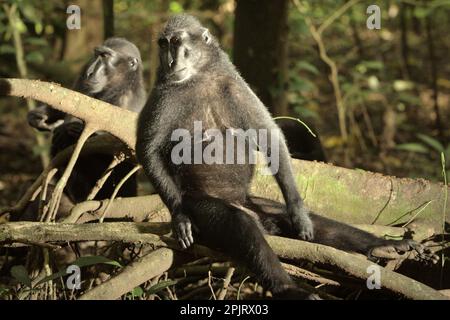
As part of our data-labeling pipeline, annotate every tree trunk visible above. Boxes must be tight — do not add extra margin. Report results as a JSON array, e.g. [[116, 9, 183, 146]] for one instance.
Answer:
[[103, 0, 114, 39], [233, 0, 289, 116], [63, 0, 104, 73]]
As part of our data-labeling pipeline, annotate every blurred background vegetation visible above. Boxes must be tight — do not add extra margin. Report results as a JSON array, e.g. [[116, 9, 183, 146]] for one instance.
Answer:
[[0, 0, 449, 208]]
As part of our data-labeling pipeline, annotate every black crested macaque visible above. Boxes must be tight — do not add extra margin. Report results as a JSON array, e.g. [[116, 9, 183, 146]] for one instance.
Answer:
[[136, 15, 433, 299], [28, 37, 146, 204]]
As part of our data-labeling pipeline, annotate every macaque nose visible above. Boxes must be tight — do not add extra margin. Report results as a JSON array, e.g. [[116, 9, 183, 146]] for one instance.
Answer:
[[167, 51, 174, 68]]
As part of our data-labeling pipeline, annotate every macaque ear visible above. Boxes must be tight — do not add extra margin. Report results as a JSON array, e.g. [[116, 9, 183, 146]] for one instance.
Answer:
[[201, 28, 212, 44]]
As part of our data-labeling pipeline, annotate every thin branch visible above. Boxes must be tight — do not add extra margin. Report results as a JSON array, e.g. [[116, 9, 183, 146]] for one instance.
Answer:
[[317, 0, 361, 35], [292, 0, 348, 145], [87, 154, 125, 201], [99, 165, 141, 223], [217, 267, 235, 300], [46, 126, 95, 221]]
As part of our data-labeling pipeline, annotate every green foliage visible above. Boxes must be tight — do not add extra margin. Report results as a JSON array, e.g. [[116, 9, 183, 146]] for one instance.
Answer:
[[295, 60, 319, 75], [0, 44, 15, 54], [397, 134, 450, 176], [395, 143, 429, 154], [10, 265, 32, 288], [287, 60, 320, 120], [0, 285, 11, 298], [6, 256, 122, 299], [71, 255, 122, 268], [25, 51, 44, 64], [126, 286, 145, 299], [417, 134, 445, 153], [146, 279, 178, 295], [169, 1, 184, 13]]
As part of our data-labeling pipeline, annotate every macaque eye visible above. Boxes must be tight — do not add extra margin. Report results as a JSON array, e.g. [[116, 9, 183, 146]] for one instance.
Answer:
[[158, 38, 168, 48], [170, 36, 181, 46], [129, 58, 138, 69], [95, 49, 110, 59]]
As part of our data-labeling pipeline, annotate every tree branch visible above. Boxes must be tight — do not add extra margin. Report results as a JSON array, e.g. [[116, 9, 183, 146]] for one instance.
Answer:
[[0, 221, 447, 300], [0, 78, 137, 148]]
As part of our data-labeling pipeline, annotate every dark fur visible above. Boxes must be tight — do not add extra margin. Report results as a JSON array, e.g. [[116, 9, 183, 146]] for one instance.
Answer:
[[136, 15, 426, 298], [276, 119, 327, 162], [27, 38, 146, 204]]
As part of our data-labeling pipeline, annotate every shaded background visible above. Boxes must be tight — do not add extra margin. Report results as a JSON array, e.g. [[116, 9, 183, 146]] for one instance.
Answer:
[[0, 0, 449, 209]]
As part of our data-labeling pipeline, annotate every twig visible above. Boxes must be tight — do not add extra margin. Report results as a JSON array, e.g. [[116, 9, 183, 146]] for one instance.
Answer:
[[217, 267, 235, 300], [208, 271, 217, 300], [282, 263, 339, 286], [317, 0, 361, 35], [99, 165, 141, 223], [237, 276, 250, 300], [292, 0, 348, 146], [46, 126, 94, 221], [87, 154, 125, 200], [39, 168, 58, 220]]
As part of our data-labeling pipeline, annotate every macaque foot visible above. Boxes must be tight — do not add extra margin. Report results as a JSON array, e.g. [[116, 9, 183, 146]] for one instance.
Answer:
[[172, 212, 194, 249]]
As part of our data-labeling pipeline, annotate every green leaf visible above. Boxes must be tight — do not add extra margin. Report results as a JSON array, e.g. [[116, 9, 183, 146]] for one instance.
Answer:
[[35, 269, 68, 287], [21, 4, 43, 24], [25, 51, 44, 64], [397, 92, 421, 106], [26, 37, 48, 47], [395, 143, 429, 154], [290, 77, 315, 92], [72, 256, 122, 268], [413, 7, 430, 18], [11, 265, 32, 288], [359, 60, 384, 70], [417, 134, 444, 152], [169, 1, 183, 13], [0, 285, 10, 297], [367, 76, 379, 90], [146, 280, 178, 295], [444, 144, 450, 163], [393, 80, 414, 91], [0, 44, 15, 54], [36, 256, 121, 286], [128, 286, 144, 299], [295, 61, 319, 75], [293, 106, 319, 120]]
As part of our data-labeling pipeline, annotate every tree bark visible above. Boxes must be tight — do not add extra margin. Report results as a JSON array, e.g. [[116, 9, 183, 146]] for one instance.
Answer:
[[79, 248, 174, 300]]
